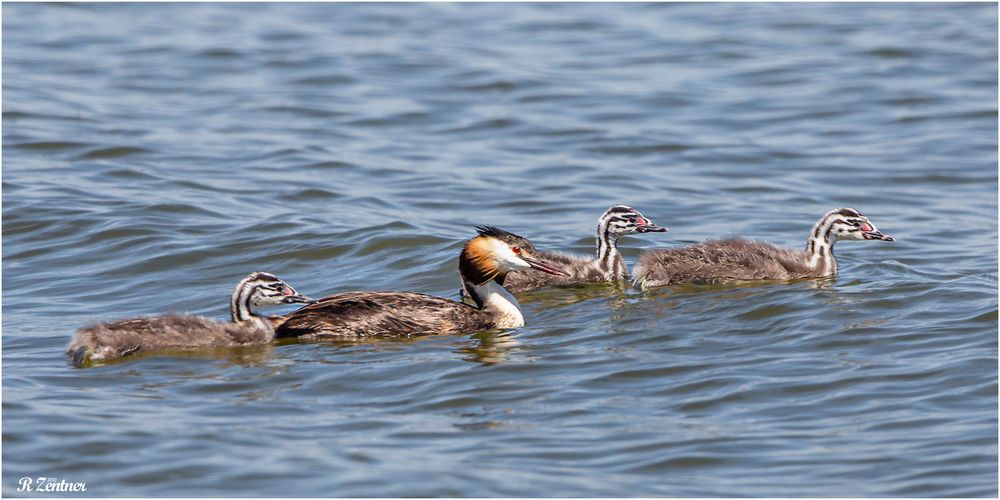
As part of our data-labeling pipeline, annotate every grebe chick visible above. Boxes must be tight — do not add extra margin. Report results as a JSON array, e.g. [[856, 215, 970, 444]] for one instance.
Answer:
[[491, 205, 667, 294], [68, 272, 315, 367], [632, 207, 894, 289], [274, 226, 569, 339]]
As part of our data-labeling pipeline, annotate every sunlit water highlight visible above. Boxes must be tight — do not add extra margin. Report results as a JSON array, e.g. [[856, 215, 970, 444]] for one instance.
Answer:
[[3, 3, 997, 497]]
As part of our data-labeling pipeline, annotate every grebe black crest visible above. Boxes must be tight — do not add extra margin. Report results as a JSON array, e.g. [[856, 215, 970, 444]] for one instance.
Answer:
[[475, 205, 667, 294], [274, 226, 569, 339], [632, 207, 893, 288], [68, 272, 315, 367]]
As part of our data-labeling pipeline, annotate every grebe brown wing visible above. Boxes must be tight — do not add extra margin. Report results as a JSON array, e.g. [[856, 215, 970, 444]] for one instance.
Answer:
[[274, 291, 494, 339]]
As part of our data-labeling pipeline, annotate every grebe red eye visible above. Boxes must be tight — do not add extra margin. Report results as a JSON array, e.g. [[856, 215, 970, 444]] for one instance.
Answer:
[[512, 246, 521, 254]]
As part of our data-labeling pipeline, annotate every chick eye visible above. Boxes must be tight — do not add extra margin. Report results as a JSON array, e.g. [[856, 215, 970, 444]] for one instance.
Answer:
[[275, 285, 285, 293], [626, 216, 637, 223], [511, 246, 521, 254], [850, 221, 861, 227]]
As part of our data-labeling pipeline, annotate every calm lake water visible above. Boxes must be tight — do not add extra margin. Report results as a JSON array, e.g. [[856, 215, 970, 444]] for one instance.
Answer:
[[3, 3, 997, 497]]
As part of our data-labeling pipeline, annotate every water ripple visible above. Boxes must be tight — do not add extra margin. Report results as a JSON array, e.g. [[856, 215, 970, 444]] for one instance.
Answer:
[[3, 2, 996, 497]]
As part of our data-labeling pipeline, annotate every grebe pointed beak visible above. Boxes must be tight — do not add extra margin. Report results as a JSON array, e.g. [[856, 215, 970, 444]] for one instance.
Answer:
[[636, 217, 668, 233], [863, 230, 894, 242], [628, 213, 667, 233], [522, 254, 570, 276], [283, 293, 318, 305]]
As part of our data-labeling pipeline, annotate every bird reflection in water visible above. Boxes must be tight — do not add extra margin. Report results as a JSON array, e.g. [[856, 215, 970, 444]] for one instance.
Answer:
[[456, 330, 520, 365]]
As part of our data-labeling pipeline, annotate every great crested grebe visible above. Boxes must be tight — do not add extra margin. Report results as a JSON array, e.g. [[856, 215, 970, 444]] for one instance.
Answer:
[[274, 226, 569, 339], [67, 272, 315, 367], [632, 207, 893, 288], [485, 205, 667, 294]]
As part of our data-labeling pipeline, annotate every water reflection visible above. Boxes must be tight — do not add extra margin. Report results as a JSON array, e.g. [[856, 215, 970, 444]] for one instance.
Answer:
[[516, 282, 632, 308], [456, 330, 520, 365], [286, 329, 522, 365], [75, 343, 279, 369]]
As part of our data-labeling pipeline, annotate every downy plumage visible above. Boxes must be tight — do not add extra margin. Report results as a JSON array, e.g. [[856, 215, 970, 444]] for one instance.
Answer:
[[632, 208, 893, 288], [67, 272, 315, 367]]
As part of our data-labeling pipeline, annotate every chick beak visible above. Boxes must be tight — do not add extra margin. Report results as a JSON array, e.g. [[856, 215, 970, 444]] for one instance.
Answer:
[[863, 230, 894, 242], [522, 254, 570, 276], [635, 216, 668, 233], [282, 291, 318, 304]]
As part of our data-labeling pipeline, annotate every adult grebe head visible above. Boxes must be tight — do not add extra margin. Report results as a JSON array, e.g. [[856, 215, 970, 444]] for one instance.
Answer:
[[459, 226, 569, 286]]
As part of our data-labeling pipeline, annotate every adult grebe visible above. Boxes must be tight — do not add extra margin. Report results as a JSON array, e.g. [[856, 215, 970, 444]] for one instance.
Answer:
[[275, 226, 569, 339]]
